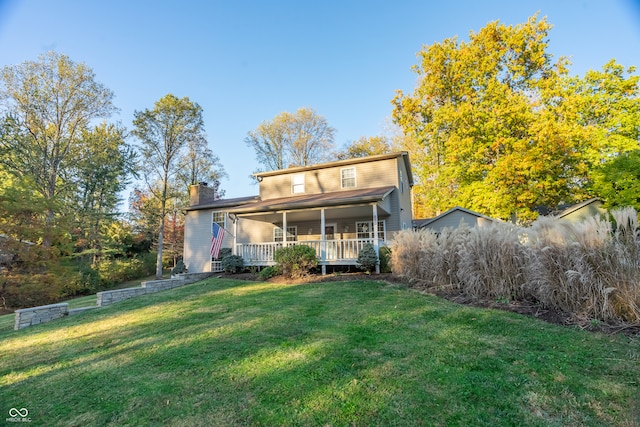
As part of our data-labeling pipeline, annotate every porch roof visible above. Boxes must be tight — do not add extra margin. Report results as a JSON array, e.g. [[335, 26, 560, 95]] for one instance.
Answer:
[[228, 186, 396, 215], [185, 195, 260, 212]]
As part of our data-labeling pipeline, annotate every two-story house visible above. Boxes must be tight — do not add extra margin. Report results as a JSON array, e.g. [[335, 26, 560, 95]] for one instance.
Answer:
[[183, 152, 414, 274]]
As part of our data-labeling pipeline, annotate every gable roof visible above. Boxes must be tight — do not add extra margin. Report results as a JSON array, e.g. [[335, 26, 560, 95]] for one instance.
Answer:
[[556, 198, 604, 218], [416, 206, 497, 229], [254, 152, 414, 187]]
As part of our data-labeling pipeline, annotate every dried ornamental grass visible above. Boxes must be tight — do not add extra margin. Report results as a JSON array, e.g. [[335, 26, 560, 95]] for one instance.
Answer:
[[457, 222, 530, 301], [528, 211, 640, 323]]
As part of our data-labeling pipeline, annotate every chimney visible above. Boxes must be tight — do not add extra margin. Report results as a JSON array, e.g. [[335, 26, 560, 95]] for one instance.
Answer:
[[189, 182, 216, 206]]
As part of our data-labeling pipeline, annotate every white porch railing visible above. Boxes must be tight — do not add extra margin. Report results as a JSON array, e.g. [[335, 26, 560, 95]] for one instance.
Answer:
[[235, 239, 384, 266], [211, 260, 223, 272]]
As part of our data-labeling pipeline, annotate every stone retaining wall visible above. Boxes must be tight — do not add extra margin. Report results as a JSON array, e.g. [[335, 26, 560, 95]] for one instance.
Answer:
[[14, 272, 214, 330], [14, 303, 69, 330]]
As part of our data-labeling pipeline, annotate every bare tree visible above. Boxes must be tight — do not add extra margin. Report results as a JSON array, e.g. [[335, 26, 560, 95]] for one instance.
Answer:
[[245, 107, 335, 172]]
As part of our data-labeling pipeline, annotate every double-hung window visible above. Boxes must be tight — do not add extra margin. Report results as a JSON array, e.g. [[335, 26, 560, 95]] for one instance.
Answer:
[[212, 211, 226, 228], [341, 167, 356, 188], [291, 173, 305, 194], [274, 226, 298, 242], [356, 220, 386, 241]]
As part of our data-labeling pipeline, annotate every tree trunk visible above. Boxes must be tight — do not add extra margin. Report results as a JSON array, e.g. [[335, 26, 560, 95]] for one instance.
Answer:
[[156, 221, 164, 279]]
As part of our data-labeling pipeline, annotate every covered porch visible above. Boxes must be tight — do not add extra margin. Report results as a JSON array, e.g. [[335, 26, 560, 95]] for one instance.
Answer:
[[234, 238, 385, 267], [220, 186, 395, 274]]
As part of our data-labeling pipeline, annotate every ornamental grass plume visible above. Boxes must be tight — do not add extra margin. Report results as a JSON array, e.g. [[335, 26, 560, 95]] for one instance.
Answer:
[[392, 207, 640, 325], [456, 222, 530, 301], [390, 223, 469, 288], [389, 228, 438, 284], [527, 210, 640, 323]]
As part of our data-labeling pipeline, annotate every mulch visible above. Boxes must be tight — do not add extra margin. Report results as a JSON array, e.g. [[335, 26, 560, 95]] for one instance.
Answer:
[[217, 271, 640, 338]]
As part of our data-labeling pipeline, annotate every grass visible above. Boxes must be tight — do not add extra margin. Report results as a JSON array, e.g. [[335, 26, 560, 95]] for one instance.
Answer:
[[1, 278, 639, 426], [0, 273, 168, 334]]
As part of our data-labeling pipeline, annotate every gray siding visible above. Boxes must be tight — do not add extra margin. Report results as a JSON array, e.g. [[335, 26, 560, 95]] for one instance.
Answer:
[[259, 157, 401, 200], [560, 201, 606, 223], [184, 210, 234, 273], [184, 153, 414, 268], [426, 211, 489, 233]]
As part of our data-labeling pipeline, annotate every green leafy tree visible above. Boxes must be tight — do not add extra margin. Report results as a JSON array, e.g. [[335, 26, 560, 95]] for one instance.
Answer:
[[591, 150, 640, 210], [245, 107, 335, 172], [72, 122, 136, 260], [132, 94, 206, 279], [393, 16, 640, 221], [392, 16, 582, 221], [0, 52, 117, 242], [570, 61, 640, 166], [569, 61, 640, 209]]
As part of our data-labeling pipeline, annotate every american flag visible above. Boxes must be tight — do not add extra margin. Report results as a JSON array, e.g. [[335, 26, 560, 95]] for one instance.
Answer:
[[210, 222, 225, 259]]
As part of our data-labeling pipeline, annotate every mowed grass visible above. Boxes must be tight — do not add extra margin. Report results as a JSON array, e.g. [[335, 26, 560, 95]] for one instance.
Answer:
[[1, 279, 639, 426]]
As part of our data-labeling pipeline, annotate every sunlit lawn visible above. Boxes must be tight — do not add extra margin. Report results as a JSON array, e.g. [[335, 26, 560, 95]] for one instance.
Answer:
[[0, 273, 167, 334], [1, 278, 638, 426]]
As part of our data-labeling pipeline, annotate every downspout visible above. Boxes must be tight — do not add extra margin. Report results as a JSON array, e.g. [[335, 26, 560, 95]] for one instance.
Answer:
[[320, 208, 326, 275]]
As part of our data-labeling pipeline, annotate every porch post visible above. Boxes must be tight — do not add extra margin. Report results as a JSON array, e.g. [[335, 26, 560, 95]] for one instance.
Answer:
[[233, 214, 238, 256], [282, 211, 287, 245], [372, 204, 380, 274], [320, 208, 326, 275]]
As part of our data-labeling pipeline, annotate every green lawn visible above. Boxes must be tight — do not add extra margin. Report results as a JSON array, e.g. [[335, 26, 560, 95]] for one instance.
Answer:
[[0, 273, 167, 334], [1, 278, 638, 426]]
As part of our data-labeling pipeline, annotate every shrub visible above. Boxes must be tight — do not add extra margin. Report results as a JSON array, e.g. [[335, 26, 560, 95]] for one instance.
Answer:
[[273, 245, 318, 278], [258, 265, 279, 280], [379, 246, 392, 273], [1, 272, 63, 308], [356, 243, 378, 273], [96, 253, 156, 286], [392, 208, 640, 325], [171, 260, 187, 276], [221, 255, 244, 274], [217, 248, 232, 260]]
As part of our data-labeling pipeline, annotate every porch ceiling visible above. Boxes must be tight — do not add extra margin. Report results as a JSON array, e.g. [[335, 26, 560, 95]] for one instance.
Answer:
[[238, 203, 391, 223]]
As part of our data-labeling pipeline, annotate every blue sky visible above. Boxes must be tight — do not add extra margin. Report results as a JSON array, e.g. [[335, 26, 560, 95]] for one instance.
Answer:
[[1, 0, 639, 203]]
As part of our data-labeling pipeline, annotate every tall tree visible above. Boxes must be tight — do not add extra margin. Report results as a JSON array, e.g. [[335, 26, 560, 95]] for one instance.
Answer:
[[0, 52, 116, 241], [132, 94, 205, 279], [72, 122, 136, 260], [569, 61, 640, 210], [245, 107, 335, 172], [392, 15, 623, 221]]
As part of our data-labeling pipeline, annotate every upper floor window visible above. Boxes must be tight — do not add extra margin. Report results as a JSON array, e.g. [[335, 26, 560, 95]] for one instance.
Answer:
[[212, 211, 226, 228], [341, 167, 356, 188], [291, 173, 305, 194], [274, 226, 298, 242]]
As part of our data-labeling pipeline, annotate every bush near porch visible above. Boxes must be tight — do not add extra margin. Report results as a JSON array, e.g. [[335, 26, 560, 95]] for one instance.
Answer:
[[273, 245, 318, 278]]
